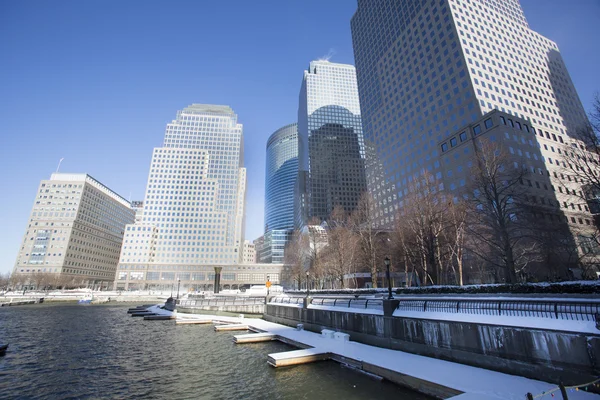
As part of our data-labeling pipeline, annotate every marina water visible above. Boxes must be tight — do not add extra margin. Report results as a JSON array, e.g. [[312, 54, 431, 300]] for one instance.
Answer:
[[0, 303, 430, 399]]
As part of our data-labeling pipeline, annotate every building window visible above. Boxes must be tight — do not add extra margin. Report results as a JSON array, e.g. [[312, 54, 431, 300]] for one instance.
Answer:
[[500, 116, 506, 125], [441, 143, 449, 152], [459, 132, 467, 142], [473, 125, 481, 135], [450, 137, 457, 147]]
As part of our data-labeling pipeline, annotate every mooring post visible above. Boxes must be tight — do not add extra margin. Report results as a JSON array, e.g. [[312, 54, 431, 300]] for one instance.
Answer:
[[559, 382, 569, 400]]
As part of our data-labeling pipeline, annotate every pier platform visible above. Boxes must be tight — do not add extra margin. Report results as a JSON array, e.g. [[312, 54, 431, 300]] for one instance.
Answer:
[[267, 348, 330, 367], [136, 304, 599, 400], [233, 332, 276, 343], [214, 324, 248, 332]]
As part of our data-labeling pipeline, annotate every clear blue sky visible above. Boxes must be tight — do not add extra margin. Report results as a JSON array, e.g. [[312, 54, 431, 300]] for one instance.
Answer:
[[1, 0, 599, 275]]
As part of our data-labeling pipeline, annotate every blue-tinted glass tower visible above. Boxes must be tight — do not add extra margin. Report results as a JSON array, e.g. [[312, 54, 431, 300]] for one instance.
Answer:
[[296, 60, 367, 227]]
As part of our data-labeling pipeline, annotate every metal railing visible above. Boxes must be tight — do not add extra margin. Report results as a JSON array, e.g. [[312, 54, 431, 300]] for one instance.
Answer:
[[270, 296, 382, 310], [269, 295, 600, 322], [395, 298, 600, 322], [270, 296, 304, 305], [311, 297, 383, 310], [178, 297, 265, 307]]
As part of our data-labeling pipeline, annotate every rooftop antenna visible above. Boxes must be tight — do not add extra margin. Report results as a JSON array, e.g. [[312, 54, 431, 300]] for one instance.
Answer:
[[55, 158, 65, 173]]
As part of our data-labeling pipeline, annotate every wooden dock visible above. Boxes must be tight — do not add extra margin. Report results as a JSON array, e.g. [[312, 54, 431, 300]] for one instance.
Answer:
[[233, 332, 276, 343], [267, 348, 330, 367], [176, 319, 213, 325], [214, 324, 249, 332]]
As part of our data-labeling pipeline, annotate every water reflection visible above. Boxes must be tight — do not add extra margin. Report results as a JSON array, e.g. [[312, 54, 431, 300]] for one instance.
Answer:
[[0, 303, 430, 399]]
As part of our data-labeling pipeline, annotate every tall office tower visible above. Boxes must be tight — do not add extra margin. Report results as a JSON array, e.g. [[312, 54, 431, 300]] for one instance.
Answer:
[[296, 60, 368, 228], [13, 173, 135, 289], [351, 0, 595, 237], [263, 123, 298, 263], [116, 104, 249, 290]]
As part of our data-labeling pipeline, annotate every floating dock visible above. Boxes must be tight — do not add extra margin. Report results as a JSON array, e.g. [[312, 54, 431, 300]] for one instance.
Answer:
[[267, 348, 330, 367], [176, 319, 213, 325], [233, 332, 276, 343], [214, 324, 249, 332]]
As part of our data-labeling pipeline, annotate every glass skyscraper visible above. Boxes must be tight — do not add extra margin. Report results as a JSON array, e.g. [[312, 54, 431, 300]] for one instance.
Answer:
[[265, 123, 298, 232], [116, 104, 250, 289], [351, 0, 595, 236], [260, 123, 298, 264], [296, 60, 367, 227]]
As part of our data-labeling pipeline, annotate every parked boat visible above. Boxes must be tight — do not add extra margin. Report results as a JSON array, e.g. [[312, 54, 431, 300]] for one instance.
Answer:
[[78, 293, 93, 304], [0, 344, 8, 356]]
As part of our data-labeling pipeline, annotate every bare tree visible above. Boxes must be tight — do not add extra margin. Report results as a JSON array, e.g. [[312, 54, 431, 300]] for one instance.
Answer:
[[444, 199, 468, 286], [395, 171, 450, 285], [465, 141, 541, 284], [30, 272, 54, 291], [0, 272, 10, 292], [324, 205, 358, 288], [283, 230, 304, 289], [351, 192, 388, 288], [557, 94, 600, 201]]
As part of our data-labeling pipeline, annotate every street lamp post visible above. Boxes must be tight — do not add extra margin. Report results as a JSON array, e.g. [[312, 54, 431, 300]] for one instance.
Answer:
[[176, 278, 181, 300], [384, 256, 393, 300], [266, 276, 270, 296], [306, 270, 310, 298]]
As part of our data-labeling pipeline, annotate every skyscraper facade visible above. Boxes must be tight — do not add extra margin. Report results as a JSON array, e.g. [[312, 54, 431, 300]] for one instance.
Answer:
[[262, 123, 298, 263], [351, 0, 595, 239], [265, 123, 298, 232], [296, 60, 368, 227], [13, 173, 135, 289], [115, 104, 256, 290]]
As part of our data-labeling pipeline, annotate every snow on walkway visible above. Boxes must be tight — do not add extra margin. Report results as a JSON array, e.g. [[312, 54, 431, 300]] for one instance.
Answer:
[[172, 311, 599, 400]]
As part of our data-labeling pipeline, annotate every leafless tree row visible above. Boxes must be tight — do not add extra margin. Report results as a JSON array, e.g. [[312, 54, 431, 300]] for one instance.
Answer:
[[1, 272, 89, 292], [283, 138, 599, 289]]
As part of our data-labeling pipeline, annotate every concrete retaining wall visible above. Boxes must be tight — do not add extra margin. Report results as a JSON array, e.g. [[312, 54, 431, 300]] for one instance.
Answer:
[[264, 304, 600, 385]]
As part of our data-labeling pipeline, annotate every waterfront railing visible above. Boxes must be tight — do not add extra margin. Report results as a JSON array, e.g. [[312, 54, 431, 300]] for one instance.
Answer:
[[395, 298, 600, 322], [179, 297, 265, 307], [270, 296, 600, 322]]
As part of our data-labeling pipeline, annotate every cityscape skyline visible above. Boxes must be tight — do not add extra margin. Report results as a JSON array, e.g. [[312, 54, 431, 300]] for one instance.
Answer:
[[1, 0, 599, 274]]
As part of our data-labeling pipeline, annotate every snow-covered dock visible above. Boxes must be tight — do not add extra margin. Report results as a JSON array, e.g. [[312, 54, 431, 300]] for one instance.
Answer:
[[213, 323, 249, 332], [233, 332, 276, 343], [144, 306, 599, 399], [267, 348, 330, 367]]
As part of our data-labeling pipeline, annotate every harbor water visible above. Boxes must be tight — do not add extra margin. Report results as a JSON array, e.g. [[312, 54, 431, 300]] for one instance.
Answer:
[[0, 303, 431, 399]]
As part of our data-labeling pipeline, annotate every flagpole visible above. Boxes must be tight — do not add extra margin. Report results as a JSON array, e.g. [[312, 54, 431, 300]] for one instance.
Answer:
[[56, 158, 64, 173]]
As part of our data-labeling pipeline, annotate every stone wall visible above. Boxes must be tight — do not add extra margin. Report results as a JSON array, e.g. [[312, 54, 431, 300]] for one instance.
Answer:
[[264, 304, 600, 385]]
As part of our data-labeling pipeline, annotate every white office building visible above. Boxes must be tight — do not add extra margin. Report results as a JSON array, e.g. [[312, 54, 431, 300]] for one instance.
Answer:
[[115, 104, 255, 291], [13, 173, 135, 289]]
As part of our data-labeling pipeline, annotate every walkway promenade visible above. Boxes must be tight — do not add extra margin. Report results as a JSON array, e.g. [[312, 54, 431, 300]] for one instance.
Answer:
[[150, 306, 600, 400]]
